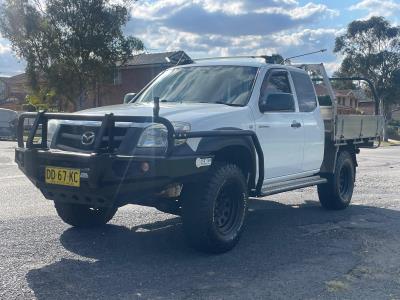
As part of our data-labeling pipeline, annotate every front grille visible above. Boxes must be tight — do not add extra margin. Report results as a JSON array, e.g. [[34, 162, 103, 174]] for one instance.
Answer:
[[54, 124, 128, 153]]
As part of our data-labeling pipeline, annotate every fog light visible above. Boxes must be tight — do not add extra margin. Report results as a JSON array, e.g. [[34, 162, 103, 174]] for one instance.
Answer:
[[141, 162, 150, 173]]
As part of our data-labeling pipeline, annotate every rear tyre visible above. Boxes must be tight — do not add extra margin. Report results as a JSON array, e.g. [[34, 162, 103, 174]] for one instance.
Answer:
[[181, 163, 248, 254], [318, 151, 355, 210], [54, 202, 117, 227]]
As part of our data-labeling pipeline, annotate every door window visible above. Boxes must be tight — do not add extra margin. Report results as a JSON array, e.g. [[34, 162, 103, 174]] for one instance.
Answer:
[[259, 70, 294, 113], [260, 71, 292, 96]]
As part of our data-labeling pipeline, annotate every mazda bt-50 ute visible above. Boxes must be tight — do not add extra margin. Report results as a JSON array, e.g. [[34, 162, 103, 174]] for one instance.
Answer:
[[15, 60, 384, 253]]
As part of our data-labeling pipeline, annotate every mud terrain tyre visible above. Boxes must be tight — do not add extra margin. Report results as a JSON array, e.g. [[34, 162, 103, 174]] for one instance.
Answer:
[[318, 151, 355, 210], [54, 202, 117, 227], [181, 163, 248, 253]]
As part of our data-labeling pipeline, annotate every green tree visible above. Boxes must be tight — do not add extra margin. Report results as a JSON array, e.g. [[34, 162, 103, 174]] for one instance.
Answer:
[[331, 70, 356, 90], [334, 16, 400, 139], [26, 87, 57, 111], [0, 0, 144, 111]]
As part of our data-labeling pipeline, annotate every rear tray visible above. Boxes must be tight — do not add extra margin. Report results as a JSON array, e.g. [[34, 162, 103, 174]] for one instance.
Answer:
[[335, 115, 384, 141]]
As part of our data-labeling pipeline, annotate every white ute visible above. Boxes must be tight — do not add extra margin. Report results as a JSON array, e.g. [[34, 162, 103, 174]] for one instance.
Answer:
[[16, 59, 384, 253]]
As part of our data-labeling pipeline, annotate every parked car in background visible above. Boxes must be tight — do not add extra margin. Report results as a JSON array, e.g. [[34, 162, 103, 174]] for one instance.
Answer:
[[0, 108, 18, 140]]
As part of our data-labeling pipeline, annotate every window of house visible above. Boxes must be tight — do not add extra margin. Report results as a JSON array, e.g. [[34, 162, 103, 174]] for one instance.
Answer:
[[0, 80, 6, 100], [290, 71, 317, 112], [113, 69, 122, 85]]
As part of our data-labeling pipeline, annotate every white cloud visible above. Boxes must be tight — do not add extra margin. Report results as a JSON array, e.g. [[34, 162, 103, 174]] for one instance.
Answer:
[[131, 0, 339, 37], [349, 0, 400, 18], [324, 60, 341, 76], [132, 23, 339, 66], [0, 0, 343, 76], [0, 36, 24, 76], [0, 37, 11, 55], [128, 0, 340, 60]]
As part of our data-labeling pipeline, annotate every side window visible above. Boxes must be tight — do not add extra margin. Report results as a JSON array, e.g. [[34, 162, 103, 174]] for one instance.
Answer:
[[260, 71, 292, 99], [290, 71, 317, 112], [259, 70, 295, 113]]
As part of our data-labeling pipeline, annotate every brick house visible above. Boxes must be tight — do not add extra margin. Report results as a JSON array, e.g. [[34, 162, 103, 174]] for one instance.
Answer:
[[0, 77, 9, 101], [358, 100, 376, 115], [335, 90, 359, 109], [0, 74, 30, 111], [0, 51, 192, 111], [94, 51, 192, 108], [393, 106, 400, 121], [314, 84, 375, 115]]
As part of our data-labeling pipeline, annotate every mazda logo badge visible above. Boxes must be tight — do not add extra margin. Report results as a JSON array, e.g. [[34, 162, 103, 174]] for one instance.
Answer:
[[81, 131, 96, 146]]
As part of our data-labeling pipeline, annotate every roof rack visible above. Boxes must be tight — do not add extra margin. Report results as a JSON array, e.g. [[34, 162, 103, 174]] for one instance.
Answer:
[[193, 55, 282, 64], [193, 49, 327, 65]]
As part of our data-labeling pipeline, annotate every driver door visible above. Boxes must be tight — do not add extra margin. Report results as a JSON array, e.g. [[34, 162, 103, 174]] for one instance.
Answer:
[[255, 69, 305, 181]]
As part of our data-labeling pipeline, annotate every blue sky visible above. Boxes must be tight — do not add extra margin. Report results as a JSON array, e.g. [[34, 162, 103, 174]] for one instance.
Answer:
[[0, 0, 399, 76]]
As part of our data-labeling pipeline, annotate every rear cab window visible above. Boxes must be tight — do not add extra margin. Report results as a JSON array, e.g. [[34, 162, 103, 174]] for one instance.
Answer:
[[290, 71, 318, 112]]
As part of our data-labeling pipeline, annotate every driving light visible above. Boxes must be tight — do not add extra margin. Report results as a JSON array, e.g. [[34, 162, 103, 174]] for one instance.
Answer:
[[172, 122, 191, 146], [141, 162, 150, 173]]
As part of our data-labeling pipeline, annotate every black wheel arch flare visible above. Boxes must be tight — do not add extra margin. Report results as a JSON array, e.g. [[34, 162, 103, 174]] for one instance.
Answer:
[[174, 127, 258, 192]]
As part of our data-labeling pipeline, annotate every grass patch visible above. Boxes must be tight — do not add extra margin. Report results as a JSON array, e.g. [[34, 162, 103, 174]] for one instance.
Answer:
[[381, 139, 400, 147]]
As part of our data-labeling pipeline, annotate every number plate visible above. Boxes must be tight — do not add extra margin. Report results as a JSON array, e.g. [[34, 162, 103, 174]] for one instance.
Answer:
[[45, 167, 80, 187]]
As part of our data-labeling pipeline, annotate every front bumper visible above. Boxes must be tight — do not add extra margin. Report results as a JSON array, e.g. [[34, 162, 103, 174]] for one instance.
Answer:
[[15, 148, 211, 207]]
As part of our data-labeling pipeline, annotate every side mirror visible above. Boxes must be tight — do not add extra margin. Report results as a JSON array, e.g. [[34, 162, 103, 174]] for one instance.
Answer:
[[123, 93, 137, 104], [259, 93, 295, 113]]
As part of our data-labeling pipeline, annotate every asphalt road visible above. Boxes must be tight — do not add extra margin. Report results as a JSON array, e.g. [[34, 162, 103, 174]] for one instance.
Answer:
[[1, 141, 400, 300]]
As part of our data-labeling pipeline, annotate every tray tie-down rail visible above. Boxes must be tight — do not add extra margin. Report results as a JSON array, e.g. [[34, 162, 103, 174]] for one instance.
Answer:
[[17, 111, 265, 196]]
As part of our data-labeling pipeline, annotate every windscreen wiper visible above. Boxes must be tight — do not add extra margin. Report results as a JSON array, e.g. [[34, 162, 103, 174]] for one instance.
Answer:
[[213, 101, 243, 107], [160, 99, 183, 103]]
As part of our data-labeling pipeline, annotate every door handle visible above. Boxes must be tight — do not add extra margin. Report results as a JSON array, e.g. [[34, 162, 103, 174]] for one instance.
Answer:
[[291, 121, 301, 128]]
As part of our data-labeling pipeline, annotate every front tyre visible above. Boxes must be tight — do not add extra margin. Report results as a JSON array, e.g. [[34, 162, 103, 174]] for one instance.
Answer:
[[181, 163, 248, 254], [318, 150, 355, 210], [54, 202, 118, 228]]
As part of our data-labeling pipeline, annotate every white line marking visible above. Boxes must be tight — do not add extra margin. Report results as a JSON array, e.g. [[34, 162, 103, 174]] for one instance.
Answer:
[[0, 175, 26, 180]]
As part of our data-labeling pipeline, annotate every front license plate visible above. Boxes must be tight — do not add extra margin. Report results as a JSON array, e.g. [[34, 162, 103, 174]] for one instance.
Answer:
[[45, 167, 80, 187]]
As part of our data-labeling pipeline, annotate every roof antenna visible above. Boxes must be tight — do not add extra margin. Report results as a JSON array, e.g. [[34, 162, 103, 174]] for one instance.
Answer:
[[284, 49, 327, 64]]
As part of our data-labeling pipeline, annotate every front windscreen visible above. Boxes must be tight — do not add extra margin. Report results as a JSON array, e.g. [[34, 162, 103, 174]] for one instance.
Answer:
[[135, 66, 258, 106]]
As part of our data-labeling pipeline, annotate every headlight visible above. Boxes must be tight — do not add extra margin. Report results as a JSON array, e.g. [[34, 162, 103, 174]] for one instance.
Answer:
[[137, 122, 191, 148], [47, 120, 59, 147], [137, 124, 168, 148]]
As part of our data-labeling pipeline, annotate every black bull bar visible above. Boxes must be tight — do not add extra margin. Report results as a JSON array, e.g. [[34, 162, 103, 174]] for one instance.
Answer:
[[17, 111, 265, 196]]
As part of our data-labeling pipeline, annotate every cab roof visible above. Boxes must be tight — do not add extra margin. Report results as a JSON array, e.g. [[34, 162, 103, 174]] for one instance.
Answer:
[[173, 59, 305, 73]]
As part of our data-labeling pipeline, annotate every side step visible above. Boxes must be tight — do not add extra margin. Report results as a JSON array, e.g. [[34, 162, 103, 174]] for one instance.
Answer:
[[260, 175, 327, 196]]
